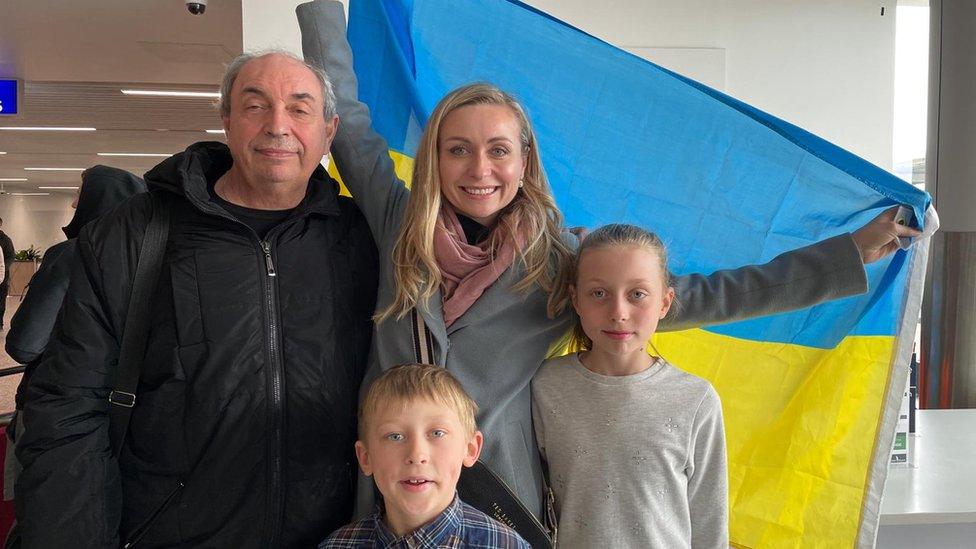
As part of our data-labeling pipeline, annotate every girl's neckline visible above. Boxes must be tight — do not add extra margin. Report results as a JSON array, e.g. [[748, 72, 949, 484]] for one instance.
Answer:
[[572, 352, 665, 384]]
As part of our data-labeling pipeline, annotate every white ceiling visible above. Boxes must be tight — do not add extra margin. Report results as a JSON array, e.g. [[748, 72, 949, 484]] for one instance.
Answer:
[[0, 0, 243, 192]]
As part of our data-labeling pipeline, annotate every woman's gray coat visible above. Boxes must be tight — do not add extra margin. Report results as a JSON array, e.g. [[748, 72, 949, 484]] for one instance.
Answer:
[[298, 0, 867, 518]]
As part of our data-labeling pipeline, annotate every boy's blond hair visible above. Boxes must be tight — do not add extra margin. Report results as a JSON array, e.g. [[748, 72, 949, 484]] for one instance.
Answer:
[[359, 364, 479, 437]]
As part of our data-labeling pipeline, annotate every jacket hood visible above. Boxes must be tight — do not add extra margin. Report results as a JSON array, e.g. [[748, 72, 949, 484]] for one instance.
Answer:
[[144, 141, 340, 217], [63, 165, 148, 239]]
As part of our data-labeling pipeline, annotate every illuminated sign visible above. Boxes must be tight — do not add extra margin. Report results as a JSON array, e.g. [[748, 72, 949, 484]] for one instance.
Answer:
[[0, 80, 19, 115]]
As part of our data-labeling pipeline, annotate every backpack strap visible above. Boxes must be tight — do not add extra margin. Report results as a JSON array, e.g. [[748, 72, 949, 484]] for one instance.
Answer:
[[108, 193, 171, 458]]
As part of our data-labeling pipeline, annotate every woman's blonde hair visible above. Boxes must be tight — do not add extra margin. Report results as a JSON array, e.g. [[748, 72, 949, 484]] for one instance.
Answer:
[[560, 223, 676, 352], [377, 83, 573, 322]]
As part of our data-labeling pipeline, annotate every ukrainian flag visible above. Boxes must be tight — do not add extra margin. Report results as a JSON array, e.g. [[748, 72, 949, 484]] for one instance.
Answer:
[[331, 0, 934, 546]]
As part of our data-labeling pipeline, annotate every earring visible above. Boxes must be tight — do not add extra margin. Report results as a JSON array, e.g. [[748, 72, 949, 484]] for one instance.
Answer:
[[518, 178, 524, 188]]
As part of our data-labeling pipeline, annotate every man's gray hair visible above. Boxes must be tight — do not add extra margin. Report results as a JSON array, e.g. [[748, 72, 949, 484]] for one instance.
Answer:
[[217, 49, 337, 119]]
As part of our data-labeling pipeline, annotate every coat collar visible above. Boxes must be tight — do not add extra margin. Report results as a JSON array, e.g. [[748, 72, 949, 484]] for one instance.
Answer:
[[441, 262, 526, 335], [144, 141, 341, 219], [412, 261, 530, 367]]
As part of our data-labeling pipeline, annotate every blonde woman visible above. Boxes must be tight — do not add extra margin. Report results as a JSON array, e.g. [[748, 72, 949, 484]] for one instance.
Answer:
[[298, 1, 917, 519]]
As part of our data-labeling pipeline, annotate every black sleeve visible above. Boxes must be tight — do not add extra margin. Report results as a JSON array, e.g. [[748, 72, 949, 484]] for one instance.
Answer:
[[6, 242, 75, 364], [15, 228, 123, 549], [2, 233, 16, 264]]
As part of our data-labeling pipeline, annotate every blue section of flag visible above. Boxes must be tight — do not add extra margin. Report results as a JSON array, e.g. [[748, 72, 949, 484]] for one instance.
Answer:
[[347, 0, 930, 348], [348, 0, 422, 153]]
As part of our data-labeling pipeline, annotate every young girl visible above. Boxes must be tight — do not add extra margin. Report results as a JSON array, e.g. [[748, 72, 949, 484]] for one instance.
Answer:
[[533, 224, 727, 548]]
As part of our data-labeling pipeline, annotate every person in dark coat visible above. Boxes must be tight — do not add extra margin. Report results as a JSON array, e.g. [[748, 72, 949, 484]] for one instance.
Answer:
[[2, 166, 146, 515], [5, 166, 147, 405], [0, 218, 16, 329], [15, 51, 378, 548]]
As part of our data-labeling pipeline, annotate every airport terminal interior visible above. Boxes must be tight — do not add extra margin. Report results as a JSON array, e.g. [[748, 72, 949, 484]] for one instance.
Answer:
[[2, 1, 972, 547]]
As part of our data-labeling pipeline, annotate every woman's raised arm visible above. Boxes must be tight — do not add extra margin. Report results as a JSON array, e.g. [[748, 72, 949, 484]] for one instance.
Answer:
[[298, 0, 409, 241], [662, 207, 920, 330], [663, 233, 865, 331]]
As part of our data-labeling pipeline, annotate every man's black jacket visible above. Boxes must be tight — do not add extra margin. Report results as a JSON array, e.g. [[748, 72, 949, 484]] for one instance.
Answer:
[[16, 142, 379, 548]]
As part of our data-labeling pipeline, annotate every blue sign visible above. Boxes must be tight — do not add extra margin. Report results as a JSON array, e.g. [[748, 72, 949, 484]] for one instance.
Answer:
[[0, 80, 18, 115]]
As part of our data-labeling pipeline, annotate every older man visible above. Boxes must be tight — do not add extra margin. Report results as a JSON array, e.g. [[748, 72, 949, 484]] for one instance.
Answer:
[[16, 52, 378, 548]]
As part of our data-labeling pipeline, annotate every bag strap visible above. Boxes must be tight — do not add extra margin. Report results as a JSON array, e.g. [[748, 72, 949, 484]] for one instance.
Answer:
[[409, 307, 556, 544], [541, 458, 558, 545], [411, 307, 436, 365], [108, 193, 171, 458]]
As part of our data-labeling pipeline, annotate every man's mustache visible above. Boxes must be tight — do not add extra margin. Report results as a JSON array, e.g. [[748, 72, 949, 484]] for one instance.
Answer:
[[253, 139, 301, 153]]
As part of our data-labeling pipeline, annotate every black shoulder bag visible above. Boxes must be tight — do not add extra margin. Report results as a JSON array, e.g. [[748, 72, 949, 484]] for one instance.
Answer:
[[107, 194, 171, 457], [411, 309, 557, 548]]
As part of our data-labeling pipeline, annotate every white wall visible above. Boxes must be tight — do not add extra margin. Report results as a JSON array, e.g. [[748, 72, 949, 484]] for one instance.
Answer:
[[242, 0, 313, 55], [0, 193, 74, 256], [524, 0, 896, 169]]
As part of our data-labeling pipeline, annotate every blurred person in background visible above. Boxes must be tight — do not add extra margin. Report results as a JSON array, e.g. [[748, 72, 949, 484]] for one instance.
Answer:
[[3, 166, 146, 505], [0, 218, 15, 330]]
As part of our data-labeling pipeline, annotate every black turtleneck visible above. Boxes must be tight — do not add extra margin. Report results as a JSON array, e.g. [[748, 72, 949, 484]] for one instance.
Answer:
[[456, 213, 491, 245], [208, 181, 295, 240]]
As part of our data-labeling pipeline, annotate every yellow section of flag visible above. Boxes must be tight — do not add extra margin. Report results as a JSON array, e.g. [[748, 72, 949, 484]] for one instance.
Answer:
[[328, 150, 416, 196], [653, 329, 896, 548]]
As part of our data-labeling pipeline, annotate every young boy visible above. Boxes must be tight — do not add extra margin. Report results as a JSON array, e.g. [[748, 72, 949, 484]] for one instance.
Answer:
[[320, 364, 530, 548]]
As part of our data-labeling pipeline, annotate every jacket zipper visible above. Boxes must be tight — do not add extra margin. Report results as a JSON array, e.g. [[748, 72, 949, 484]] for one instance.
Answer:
[[180, 189, 319, 546], [208, 211, 289, 547], [262, 240, 277, 277], [260, 238, 285, 547]]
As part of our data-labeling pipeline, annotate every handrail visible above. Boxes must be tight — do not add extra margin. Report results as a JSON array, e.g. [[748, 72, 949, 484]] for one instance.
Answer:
[[0, 366, 25, 377]]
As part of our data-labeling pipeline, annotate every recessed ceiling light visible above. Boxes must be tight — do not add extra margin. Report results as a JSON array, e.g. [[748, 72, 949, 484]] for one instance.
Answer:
[[121, 89, 219, 98], [97, 152, 171, 157], [37, 186, 80, 190], [0, 178, 28, 182], [0, 152, 6, 155], [0, 126, 96, 131], [24, 167, 86, 171], [205, 129, 225, 134], [10, 193, 50, 196]]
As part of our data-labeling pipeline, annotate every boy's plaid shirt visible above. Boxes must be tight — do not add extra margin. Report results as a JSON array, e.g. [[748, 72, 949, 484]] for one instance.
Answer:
[[319, 495, 530, 548]]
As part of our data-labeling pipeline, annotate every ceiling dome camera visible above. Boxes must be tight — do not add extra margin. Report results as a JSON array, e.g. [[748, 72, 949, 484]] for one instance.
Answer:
[[186, 0, 208, 15]]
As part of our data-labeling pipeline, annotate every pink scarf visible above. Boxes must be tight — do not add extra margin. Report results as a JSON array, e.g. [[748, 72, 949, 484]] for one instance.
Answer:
[[433, 206, 525, 327]]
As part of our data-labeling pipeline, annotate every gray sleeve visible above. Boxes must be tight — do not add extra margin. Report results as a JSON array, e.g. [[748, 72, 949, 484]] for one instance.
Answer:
[[297, 0, 409, 242], [686, 387, 728, 549], [663, 233, 867, 331]]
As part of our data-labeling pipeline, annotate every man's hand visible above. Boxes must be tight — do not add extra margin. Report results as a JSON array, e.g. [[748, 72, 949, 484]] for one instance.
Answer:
[[852, 206, 923, 264]]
